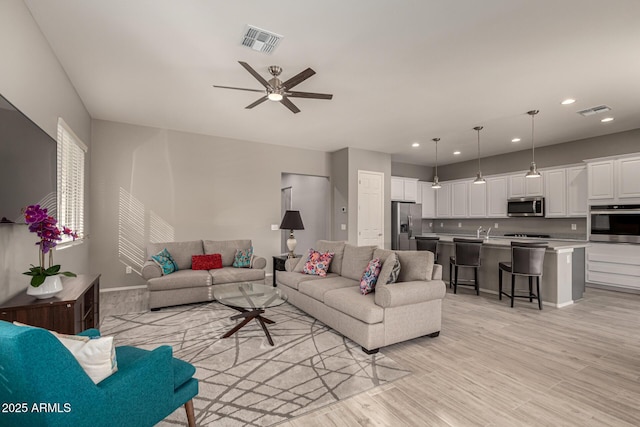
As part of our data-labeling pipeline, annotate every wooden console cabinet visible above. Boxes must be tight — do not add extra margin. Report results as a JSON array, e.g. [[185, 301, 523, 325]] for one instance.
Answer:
[[0, 274, 100, 334]]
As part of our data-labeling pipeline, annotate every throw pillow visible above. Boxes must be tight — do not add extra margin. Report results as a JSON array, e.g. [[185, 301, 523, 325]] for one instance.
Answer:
[[151, 248, 178, 275], [387, 257, 401, 284], [377, 252, 398, 285], [360, 258, 382, 295], [233, 247, 253, 268], [302, 249, 335, 277], [192, 254, 222, 270]]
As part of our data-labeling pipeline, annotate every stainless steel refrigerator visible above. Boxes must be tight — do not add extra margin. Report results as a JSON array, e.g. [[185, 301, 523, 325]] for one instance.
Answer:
[[392, 201, 422, 250]]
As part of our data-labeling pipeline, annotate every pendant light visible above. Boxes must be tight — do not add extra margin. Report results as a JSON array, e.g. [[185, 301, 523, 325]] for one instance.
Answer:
[[525, 109, 541, 178], [432, 138, 441, 189], [473, 126, 486, 184]]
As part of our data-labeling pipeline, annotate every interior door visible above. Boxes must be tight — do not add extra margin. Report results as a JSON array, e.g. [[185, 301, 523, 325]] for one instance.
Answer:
[[357, 170, 384, 247]]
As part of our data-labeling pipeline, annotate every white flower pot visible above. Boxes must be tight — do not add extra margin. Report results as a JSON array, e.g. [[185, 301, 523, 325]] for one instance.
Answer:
[[26, 275, 63, 299]]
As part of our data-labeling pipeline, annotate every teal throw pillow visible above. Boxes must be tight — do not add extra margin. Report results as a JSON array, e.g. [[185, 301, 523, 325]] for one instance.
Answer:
[[151, 248, 179, 275], [233, 247, 253, 268]]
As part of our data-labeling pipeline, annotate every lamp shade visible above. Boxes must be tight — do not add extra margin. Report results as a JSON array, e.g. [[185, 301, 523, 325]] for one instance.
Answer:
[[280, 210, 304, 230]]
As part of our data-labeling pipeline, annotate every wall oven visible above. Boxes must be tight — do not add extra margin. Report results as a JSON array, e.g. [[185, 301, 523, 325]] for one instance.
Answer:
[[507, 197, 545, 217], [590, 204, 640, 244]]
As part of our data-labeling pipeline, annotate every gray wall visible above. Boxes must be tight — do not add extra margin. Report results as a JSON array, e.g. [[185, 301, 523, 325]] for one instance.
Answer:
[[280, 173, 330, 255], [331, 148, 349, 242], [90, 120, 331, 289], [391, 162, 434, 181], [439, 128, 640, 181], [0, 0, 91, 303]]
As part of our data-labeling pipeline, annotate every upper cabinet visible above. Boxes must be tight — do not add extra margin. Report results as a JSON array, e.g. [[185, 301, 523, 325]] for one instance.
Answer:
[[451, 181, 468, 217], [567, 166, 588, 216], [435, 182, 451, 218], [468, 180, 487, 217], [586, 154, 640, 203], [543, 168, 567, 217], [508, 173, 543, 198], [391, 176, 419, 202], [419, 182, 436, 218], [486, 176, 508, 218]]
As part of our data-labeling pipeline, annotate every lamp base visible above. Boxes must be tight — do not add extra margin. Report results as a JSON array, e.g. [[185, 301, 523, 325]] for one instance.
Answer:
[[286, 231, 297, 259]]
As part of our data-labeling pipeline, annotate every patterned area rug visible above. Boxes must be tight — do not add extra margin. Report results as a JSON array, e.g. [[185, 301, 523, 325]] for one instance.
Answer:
[[100, 302, 410, 426]]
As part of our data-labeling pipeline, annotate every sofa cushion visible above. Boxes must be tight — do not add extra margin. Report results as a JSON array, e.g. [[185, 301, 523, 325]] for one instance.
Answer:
[[146, 269, 212, 291], [302, 249, 335, 277], [324, 287, 384, 324], [298, 276, 358, 302], [276, 271, 339, 290], [360, 258, 382, 295], [341, 244, 376, 281], [147, 240, 204, 270], [210, 266, 265, 285], [377, 253, 399, 285], [396, 251, 434, 282], [316, 240, 346, 275], [373, 248, 395, 263], [203, 240, 252, 267]]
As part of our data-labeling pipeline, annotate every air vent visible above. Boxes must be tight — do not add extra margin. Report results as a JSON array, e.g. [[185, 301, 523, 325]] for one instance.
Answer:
[[241, 25, 283, 54], [577, 105, 611, 117]]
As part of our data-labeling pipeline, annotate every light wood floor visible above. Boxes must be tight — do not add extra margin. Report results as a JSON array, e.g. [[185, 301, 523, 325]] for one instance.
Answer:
[[279, 287, 640, 426]]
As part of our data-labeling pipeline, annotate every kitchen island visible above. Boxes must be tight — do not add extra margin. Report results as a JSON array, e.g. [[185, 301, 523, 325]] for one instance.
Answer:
[[417, 234, 588, 307]]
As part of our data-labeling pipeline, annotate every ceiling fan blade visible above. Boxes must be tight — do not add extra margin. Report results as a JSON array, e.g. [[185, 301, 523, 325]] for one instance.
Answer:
[[238, 61, 270, 89], [287, 91, 333, 100], [245, 96, 268, 109], [282, 68, 316, 90], [213, 85, 265, 93], [281, 97, 301, 114]]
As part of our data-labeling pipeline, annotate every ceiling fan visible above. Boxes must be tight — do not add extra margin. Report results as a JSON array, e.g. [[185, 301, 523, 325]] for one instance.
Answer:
[[213, 61, 333, 114]]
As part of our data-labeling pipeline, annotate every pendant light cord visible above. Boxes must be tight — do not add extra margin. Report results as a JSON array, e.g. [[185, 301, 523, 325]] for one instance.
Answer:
[[531, 113, 535, 163], [432, 138, 440, 179], [474, 126, 483, 174]]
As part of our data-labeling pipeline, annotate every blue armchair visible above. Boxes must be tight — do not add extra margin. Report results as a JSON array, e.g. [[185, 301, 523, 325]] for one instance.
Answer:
[[0, 320, 198, 426]]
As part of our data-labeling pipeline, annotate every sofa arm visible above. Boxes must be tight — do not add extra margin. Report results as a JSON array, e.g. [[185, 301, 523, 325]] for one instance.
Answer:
[[432, 264, 442, 280], [375, 280, 446, 308], [251, 255, 267, 269], [141, 260, 162, 280]]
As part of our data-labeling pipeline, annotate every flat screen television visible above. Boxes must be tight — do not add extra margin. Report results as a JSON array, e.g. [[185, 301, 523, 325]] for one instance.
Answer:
[[0, 93, 57, 223]]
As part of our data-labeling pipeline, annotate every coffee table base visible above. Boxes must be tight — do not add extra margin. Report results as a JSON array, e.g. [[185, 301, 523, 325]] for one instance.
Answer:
[[222, 307, 276, 346]]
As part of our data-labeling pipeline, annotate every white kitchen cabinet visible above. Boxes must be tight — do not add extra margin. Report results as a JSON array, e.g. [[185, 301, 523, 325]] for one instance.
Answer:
[[617, 156, 640, 198], [419, 182, 436, 218], [587, 243, 640, 290], [486, 176, 508, 217], [544, 168, 567, 217], [468, 180, 487, 217], [451, 181, 468, 217], [587, 160, 615, 200], [391, 176, 418, 202], [567, 166, 587, 217], [509, 173, 543, 198], [436, 182, 451, 218]]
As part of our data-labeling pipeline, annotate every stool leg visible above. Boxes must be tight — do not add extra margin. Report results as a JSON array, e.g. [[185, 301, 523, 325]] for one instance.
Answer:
[[529, 276, 533, 302], [449, 262, 452, 289], [510, 275, 515, 308], [474, 267, 479, 295], [454, 266, 458, 294], [537, 276, 542, 310], [499, 268, 503, 300]]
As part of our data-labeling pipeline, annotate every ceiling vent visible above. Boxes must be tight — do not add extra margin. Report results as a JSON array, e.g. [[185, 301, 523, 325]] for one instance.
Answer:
[[577, 105, 611, 117], [241, 25, 283, 54]]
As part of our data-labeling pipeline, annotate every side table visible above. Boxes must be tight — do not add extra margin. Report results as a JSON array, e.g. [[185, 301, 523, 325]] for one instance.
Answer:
[[272, 255, 300, 287]]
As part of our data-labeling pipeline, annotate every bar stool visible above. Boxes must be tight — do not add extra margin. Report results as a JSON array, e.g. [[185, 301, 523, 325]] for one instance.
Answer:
[[449, 238, 483, 295], [416, 237, 439, 262], [499, 241, 548, 310]]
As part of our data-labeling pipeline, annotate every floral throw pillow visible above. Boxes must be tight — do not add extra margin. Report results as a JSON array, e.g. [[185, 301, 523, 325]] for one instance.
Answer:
[[151, 248, 178, 275], [303, 249, 334, 277], [360, 258, 382, 295], [233, 247, 253, 268]]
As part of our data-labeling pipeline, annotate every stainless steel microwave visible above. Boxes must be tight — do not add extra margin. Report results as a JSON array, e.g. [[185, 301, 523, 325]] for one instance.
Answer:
[[507, 197, 545, 217], [590, 204, 640, 244]]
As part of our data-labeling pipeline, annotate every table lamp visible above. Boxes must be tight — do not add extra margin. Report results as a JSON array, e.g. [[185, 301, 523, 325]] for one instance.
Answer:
[[280, 210, 304, 258]]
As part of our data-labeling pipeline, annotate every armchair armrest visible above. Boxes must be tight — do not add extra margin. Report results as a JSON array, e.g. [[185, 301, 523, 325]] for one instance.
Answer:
[[142, 260, 162, 280], [375, 280, 446, 308], [432, 264, 442, 280], [251, 255, 267, 269]]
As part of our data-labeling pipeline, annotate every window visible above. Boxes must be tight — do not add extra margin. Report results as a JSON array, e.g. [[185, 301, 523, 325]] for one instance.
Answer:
[[57, 118, 87, 243]]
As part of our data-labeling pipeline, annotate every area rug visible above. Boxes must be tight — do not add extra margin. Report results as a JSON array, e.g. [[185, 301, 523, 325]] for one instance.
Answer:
[[100, 302, 410, 426]]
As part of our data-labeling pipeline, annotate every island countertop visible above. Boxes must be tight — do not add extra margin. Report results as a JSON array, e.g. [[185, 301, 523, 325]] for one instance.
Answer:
[[415, 233, 589, 252]]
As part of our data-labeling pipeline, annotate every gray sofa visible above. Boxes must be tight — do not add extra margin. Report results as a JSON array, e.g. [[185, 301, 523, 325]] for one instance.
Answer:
[[275, 240, 446, 353], [142, 239, 266, 309]]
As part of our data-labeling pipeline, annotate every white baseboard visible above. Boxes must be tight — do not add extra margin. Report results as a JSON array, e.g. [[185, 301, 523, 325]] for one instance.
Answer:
[[100, 285, 147, 293]]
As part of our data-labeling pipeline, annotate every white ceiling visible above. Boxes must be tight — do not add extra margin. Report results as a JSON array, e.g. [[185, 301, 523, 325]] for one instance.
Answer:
[[25, 0, 640, 166]]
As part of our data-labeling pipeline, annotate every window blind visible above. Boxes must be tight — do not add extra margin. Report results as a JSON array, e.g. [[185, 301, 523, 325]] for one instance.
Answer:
[[57, 118, 87, 243]]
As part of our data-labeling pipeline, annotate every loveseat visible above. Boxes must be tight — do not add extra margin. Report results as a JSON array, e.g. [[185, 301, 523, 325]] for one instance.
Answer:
[[275, 240, 446, 353], [142, 239, 266, 310]]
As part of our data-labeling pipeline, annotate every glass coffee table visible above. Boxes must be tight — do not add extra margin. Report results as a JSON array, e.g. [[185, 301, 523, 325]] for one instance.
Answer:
[[213, 282, 288, 346]]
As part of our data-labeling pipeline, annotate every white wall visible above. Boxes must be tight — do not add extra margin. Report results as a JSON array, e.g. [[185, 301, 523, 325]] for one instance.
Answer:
[[90, 120, 331, 289], [0, 0, 91, 303]]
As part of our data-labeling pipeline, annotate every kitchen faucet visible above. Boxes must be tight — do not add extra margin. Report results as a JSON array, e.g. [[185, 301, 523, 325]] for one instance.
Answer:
[[477, 226, 492, 239]]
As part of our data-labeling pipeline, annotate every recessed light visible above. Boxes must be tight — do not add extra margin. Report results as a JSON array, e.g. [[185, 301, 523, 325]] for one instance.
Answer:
[[412, 142, 420, 148], [453, 151, 461, 155], [601, 117, 614, 123], [561, 98, 576, 105], [511, 138, 521, 143]]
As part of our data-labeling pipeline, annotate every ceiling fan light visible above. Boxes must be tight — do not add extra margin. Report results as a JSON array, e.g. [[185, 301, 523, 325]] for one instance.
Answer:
[[525, 162, 541, 178], [267, 92, 283, 101]]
